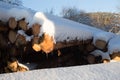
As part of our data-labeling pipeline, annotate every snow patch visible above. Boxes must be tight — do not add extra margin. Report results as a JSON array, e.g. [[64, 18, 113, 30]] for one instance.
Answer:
[[0, 62, 120, 80], [17, 30, 33, 41]]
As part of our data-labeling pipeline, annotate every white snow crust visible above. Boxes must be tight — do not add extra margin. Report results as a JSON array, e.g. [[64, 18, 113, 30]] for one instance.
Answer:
[[0, 62, 120, 80]]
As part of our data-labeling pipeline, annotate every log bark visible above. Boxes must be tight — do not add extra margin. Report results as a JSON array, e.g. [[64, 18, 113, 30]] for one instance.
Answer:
[[0, 34, 8, 48], [8, 17, 17, 29], [55, 40, 83, 50], [8, 30, 17, 43], [86, 44, 95, 52], [0, 21, 8, 31], [0, 26, 8, 32]]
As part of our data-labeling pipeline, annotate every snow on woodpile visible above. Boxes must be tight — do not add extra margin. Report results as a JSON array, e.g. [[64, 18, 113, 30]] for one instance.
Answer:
[[93, 32, 115, 50], [0, 2, 120, 64], [108, 35, 120, 54], [0, 62, 120, 80]]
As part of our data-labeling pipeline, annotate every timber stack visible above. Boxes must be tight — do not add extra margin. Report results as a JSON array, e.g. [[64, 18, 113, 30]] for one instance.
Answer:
[[0, 17, 120, 74]]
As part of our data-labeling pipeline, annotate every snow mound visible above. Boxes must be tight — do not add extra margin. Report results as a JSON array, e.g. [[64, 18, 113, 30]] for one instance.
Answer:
[[0, 62, 120, 80]]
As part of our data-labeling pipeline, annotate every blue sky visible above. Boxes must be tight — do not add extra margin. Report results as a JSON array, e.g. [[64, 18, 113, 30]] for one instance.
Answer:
[[22, 0, 119, 15]]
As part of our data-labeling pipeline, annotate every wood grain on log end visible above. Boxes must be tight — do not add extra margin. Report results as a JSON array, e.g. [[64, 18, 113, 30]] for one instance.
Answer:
[[32, 44, 41, 52], [40, 33, 54, 54], [32, 23, 41, 36], [15, 34, 27, 47], [18, 20, 28, 31], [5, 58, 29, 72], [95, 39, 107, 50], [8, 30, 17, 43], [9, 17, 17, 29], [87, 54, 96, 64]]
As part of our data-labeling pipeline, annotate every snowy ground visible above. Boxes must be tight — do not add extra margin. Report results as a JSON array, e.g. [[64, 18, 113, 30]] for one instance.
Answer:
[[0, 62, 120, 80]]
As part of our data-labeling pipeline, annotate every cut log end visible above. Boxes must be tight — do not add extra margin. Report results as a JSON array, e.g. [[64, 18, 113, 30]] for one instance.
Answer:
[[95, 39, 107, 50], [18, 20, 28, 31], [32, 23, 41, 36], [40, 33, 54, 54], [9, 17, 17, 29], [87, 54, 96, 64], [8, 30, 17, 43], [15, 34, 27, 47], [32, 44, 41, 52], [5, 58, 29, 72]]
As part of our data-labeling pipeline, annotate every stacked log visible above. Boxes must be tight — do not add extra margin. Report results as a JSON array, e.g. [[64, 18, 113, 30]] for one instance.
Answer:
[[0, 17, 57, 65], [0, 17, 120, 74]]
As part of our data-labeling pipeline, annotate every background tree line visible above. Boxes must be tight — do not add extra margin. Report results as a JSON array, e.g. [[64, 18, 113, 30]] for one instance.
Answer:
[[60, 7, 120, 33]]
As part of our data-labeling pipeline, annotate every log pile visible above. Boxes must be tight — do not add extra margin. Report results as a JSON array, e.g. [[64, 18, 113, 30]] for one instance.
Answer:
[[0, 17, 54, 55], [0, 17, 120, 74]]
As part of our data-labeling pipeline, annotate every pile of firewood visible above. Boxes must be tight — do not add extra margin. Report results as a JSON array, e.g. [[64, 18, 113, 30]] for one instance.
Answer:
[[0, 17, 120, 74], [0, 17, 55, 56]]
